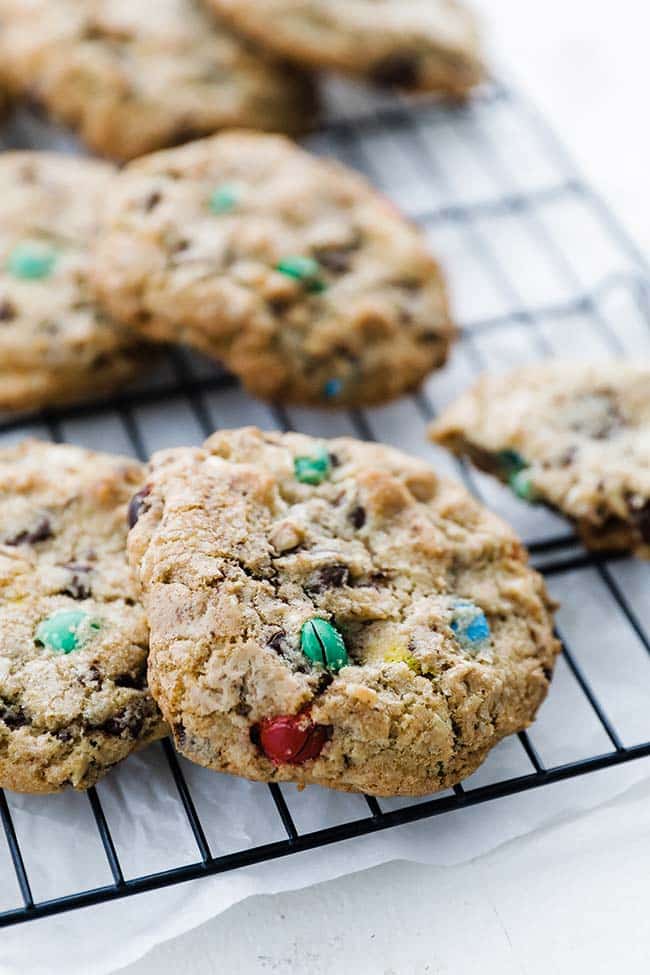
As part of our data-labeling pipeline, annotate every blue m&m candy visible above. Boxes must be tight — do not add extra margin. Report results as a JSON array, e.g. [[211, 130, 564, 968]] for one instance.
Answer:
[[450, 599, 491, 653]]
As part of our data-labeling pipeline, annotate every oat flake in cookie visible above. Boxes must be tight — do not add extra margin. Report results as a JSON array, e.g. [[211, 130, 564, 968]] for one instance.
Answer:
[[0, 152, 149, 414], [92, 133, 455, 408], [208, 0, 484, 97], [430, 361, 650, 558], [0, 441, 166, 794], [128, 428, 558, 797], [0, 0, 316, 161]]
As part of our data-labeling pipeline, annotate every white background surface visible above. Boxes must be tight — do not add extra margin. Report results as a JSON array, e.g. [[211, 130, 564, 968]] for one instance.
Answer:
[[11, 2, 647, 972], [117, 4, 650, 972]]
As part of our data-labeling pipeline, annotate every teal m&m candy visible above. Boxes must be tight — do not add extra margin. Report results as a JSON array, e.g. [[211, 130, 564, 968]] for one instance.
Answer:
[[301, 618, 348, 671], [35, 610, 100, 654], [7, 242, 57, 280], [276, 256, 326, 293], [497, 449, 527, 477], [450, 599, 491, 653], [209, 184, 240, 214], [509, 468, 539, 503], [294, 445, 331, 485]]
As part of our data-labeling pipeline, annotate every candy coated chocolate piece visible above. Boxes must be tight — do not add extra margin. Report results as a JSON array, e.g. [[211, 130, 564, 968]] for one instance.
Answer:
[[301, 617, 348, 671], [258, 712, 328, 764], [35, 609, 100, 654], [294, 446, 331, 485]]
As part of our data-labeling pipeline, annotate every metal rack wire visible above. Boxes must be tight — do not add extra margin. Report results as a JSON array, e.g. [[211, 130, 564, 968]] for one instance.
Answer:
[[1, 79, 650, 928]]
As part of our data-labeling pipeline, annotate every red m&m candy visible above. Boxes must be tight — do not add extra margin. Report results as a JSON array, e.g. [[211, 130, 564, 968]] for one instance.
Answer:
[[257, 712, 329, 765]]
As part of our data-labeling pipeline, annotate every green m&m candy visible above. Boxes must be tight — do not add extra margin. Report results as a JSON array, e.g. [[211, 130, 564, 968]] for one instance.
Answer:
[[7, 241, 57, 280], [294, 446, 331, 485], [497, 449, 527, 477], [301, 618, 348, 672], [35, 610, 100, 654], [509, 468, 539, 503], [276, 256, 326, 293], [209, 184, 240, 214]]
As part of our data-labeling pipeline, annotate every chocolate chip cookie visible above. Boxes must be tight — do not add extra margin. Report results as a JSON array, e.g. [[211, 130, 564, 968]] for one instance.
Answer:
[[0, 152, 150, 414], [430, 361, 650, 557], [92, 133, 455, 408], [0, 440, 166, 794], [0, 0, 317, 161], [128, 427, 558, 797], [208, 0, 484, 96]]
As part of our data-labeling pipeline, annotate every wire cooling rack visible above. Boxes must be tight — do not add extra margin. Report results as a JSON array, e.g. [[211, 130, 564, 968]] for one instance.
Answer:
[[1, 78, 650, 928]]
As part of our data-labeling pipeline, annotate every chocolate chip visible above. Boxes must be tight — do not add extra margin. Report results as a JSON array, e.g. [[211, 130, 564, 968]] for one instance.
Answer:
[[559, 446, 578, 467], [97, 708, 144, 739], [632, 500, 650, 544], [174, 722, 186, 747], [305, 563, 350, 595], [350, 505, 366, 529], [127, 485, 151, 529], [319, 564, 349, 588], [0, 703, 28, 730], [63, 574, 91, 600], [542, 666, 554, 683], [78, 666, 102, 689], [268, 297, 291, 317], [144, 191, 162, 212], [371, 54, 420, 88], [267, 630, 286, 653], [0, 299, 16, 322], [5, 518, 52, 546], [114, 670, 147, 690], [55, 728, 73, 742], [317, 250, 352, 274]]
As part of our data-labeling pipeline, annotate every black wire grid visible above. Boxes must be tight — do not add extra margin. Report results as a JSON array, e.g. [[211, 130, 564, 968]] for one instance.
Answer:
[[1, 80, 650, 928]]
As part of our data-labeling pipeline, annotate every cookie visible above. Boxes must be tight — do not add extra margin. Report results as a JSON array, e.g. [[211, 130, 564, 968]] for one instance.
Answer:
[[92, 133, 455, 408], [0, 440, 166, 794], [430, 361, 650, 557], [128, 427, 559, 797], [207, 0, 484, 96], [0, 152, 150, 414], [0, 0, 317, 161]]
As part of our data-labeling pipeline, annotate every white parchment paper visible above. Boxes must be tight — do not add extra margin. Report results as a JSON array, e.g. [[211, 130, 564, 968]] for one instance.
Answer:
[[3, 756, 650, 975]]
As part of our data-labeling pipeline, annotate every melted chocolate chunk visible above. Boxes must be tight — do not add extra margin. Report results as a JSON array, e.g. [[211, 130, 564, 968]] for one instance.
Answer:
[[350, 505, 366, 529], [174, 722, 186, 747], [371, 54, 420, 88], [5, 518, 53, 546], [127, 485, 152, 529], [0, 299, 17, 322]]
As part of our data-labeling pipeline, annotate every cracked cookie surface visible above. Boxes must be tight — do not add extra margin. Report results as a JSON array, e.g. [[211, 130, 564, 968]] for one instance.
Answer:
[[0, 152, 150, 414], [129, 427, 558, 797], [430, 361, 650, 558], [92, 133, 455, 408], [0, 0, 316, 161], [0, 441, 166, 794], [208, 0, 484, 96]]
